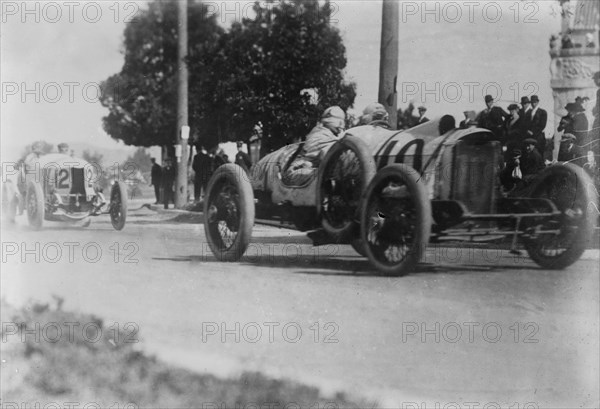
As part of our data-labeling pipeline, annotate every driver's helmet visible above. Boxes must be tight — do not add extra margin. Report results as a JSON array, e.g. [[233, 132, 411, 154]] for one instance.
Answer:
[[360, 102, 389, 125], [31, 141, 44, 154]]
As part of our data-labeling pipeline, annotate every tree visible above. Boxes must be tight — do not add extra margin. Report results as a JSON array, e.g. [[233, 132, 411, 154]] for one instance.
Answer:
[[99, 1, 223, 152], [188, 0, 356, 153], [123, 147, 153, 174]]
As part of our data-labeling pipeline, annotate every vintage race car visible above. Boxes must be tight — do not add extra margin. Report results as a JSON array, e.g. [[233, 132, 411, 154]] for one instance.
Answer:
[[203, 119, 598, 276], [2, 153, 127, 230]]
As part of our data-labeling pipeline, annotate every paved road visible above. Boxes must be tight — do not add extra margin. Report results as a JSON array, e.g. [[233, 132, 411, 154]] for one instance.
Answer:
[[1, 205, 599, 407]]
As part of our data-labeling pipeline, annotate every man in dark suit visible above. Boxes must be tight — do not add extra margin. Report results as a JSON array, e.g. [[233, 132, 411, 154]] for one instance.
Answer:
[[150, 158, 162, 204], [476, 94, 509, 141], [527, 95, 548, 158], [192, 146, 211, 202], [416, 106, 429, 125], [518, 96, 533, 133], [162, 158, 176, 209], [521, 138, 545, 181], [234, 141, 252, 174]]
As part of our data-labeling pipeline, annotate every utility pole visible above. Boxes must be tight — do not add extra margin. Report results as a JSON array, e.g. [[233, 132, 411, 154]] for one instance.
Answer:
[[175, 0, 189, 208], [378, 0, 399, 129]]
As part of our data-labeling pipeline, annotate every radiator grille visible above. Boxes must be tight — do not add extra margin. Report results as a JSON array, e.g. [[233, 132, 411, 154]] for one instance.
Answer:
[[451, 141, 500, 214]]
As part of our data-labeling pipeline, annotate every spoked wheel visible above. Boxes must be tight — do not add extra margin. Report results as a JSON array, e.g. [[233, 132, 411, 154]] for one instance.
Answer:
[[110, 181, 128, 230], [204, 164, 255, 261], [26, 180, 45, 230], [523, 163, 597, 269], [360, 164, 432, 276], [317, 134, 376, 242]]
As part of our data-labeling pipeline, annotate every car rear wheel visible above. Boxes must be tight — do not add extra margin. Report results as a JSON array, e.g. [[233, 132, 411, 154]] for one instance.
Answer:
[[110, 181, 128, 230], [26, 180, 45, 230], [524, 163, 597, 269], [204, 164, 255, 261], [360, 164, 432, 276], [317, 134, 376, 242]]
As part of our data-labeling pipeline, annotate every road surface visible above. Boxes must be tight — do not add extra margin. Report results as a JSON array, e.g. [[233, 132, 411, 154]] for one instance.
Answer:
[[1, 205, 599, 408]]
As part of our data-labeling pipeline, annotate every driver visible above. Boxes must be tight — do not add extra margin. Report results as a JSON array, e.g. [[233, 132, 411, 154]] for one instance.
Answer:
[[285, 106, 346, 182], [23, 141, 45, 175], [57, 142, 70, 154], [359, 102, 389, 127]]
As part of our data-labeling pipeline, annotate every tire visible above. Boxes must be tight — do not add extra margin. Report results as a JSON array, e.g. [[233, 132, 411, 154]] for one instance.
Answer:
[[317, 134, 376, 242], [110, 181, 128, 231], [360, 164, 432, 276], [524, 163, 597, 269], [26, 180, 45, 230], [2, 181, 18, 223], [204, 164, 255, 261]]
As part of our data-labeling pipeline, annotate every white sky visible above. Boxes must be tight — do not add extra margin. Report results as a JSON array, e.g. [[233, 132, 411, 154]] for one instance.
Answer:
[[1, 0, 563, 159]]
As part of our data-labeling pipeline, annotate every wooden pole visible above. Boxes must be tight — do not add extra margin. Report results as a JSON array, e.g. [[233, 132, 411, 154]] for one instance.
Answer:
[[378, 0, 399, 129], [175, 0, 189, 208]]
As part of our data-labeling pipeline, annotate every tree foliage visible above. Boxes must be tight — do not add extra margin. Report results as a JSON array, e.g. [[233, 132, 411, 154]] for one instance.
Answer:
[[99, 1, 223, 148], [101, 0, 356, 155], [188, 0, 356, 152]]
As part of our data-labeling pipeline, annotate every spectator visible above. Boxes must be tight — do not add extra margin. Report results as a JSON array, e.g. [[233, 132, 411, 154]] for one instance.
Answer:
[[192, 146, 211, 202], [520, 138, 545, 181], [234, 141, 252, 174], [416, 106, 429, 125], [162, 158, 176, 209], [504, 104, 522, 160], [565, 102, 589, 146], [476, 95, 509, 141], [150, 158, 162, 204], [459, 110, 477, 128], [558, 133, 582, 162], [501, 148, 523, 191], [518, 96, 533, 135], [527, 95, 548, 158]]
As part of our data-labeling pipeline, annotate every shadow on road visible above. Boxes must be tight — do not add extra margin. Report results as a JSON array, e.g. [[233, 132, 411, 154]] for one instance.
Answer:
[[152, 251, 543, 277]]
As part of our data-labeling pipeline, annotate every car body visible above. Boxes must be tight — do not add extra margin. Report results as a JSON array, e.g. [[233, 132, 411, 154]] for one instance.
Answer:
[[2, 153, 127, 230], [203, 119, 597, 276]]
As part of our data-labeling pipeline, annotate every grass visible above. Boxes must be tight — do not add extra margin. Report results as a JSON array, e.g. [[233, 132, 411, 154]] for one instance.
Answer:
[[1, 299, 365, 408]]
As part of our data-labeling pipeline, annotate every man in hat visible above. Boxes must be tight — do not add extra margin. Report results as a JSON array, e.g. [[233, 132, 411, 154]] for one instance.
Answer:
[[476, 95, 509, 141], [416, 106, 429, 125], [234, 141, 252, 174], [57, 142, 69, 155], [527, 95, 548, 158], [150, 157, 162, 204], [459, 110, 477, 128], [518, 96, 533, 133], [162, 158, 176, 209], [500, 148, 523, 191], [558, 133, 582, 163], [564, 102, 589, 146], [504, 104, 522, 160], [520, 138, 544, 180]]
